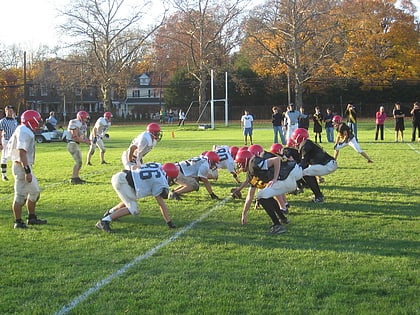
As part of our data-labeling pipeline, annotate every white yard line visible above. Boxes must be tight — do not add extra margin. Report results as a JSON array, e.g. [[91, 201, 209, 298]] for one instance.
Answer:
[[53, 198, 229, 315]]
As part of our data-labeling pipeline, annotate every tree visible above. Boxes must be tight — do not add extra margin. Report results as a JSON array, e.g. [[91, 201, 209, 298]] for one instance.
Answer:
[[154, 0, 248, 116], [59, 0, 164, 111], [243, 0, 344, 107]]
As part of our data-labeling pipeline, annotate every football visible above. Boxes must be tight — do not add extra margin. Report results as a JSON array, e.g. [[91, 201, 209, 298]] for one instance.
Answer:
[[230, 188, 242, 199]]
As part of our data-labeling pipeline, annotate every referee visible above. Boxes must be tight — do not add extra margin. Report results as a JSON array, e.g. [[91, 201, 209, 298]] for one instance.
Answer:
[[0, 105, 19, 181]]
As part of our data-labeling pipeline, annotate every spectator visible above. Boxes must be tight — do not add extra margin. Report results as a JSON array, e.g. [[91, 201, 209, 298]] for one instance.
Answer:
[[46, 111, 58, 130], [271, 106, 286, 145], [0, 105, 18, 181], [298, 107, 309, 130], [241, 110, 254, 145], [393, 102, 405, 142], [312, 106, 323, 143], [167, 109, 174, 124], [178, 110, 186, 126], [324, 108, 334, 143], [410, 102, 420, 142], [284, 103, 301, 141], [375, 106, 387, 141], [345, 102, 358, 141]]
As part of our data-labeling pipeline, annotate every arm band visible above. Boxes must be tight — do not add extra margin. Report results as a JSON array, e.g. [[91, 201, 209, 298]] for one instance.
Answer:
[[24, 165, 31, 174]]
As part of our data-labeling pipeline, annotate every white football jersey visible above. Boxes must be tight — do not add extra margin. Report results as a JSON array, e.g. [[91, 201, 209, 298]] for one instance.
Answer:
[[177, 156, 210, 178], [67, 119, 87, 141], [122, 132, 156, 168], [213, 145, 235, 172], [131, 162, 169, 198], [7, 125, 35, 164], [93, 117, 111, 138]]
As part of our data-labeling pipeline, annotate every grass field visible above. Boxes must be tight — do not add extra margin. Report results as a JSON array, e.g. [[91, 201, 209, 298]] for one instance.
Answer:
[[0, 120, 419, 315]]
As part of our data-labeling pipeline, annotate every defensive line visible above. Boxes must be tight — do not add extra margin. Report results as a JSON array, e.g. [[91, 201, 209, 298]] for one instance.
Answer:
[[53, 198, 230, 315]]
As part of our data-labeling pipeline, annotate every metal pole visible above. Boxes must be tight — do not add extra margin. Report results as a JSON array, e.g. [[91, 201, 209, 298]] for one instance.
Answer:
[[210, 69, 215, 129], [225, 72, 228, 126]]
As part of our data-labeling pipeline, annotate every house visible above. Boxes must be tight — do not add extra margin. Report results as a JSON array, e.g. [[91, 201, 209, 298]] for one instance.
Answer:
[[122, 73, 165, 120]]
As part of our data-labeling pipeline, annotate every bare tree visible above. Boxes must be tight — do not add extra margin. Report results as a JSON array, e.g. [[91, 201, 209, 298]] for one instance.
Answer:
[[155, 0, 249, 115], [59, 0, 165, 111], [244, 0, 343, 107]]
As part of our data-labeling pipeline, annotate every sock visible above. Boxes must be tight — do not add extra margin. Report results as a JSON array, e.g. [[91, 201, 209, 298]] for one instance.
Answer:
[[102, 215, 112, 222], [258, 198, 281, 225]]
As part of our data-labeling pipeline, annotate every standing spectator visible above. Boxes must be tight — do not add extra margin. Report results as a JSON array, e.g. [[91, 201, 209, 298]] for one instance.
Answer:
[[345, 102, 358, 141], [178, 109, 186, 126], [375, 106, 387, 141], [324, 108, 334, 143], [312, 106, 323, 143], [167, 109, 174, 124], [332, 115, 373, 163], [393, 102, 405, 142], [121, 123, 162, 170], [241, 110, 254, 145], [45, 111, 58, 130], [0, 105, 18, 181], [7, 110, 47, 228], [86, 112, 112, 165], [271, 106, 286, 145], [67, 111, 91, 184], [410, 101, 420, 142], [284, 103, 301, 141], [95, 162, 179, 232], [298, 107, 309, 130]]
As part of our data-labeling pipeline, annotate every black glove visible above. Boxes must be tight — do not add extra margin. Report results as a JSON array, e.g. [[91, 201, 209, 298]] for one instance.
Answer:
[[92, 137, 97, 144], [167, 221, 176, 228], [209, 192, 219, 200]]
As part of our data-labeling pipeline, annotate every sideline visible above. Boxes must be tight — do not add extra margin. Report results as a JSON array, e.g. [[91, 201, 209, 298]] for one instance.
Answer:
[[407, 142, 420, 155], [53, 198, 230, 315]]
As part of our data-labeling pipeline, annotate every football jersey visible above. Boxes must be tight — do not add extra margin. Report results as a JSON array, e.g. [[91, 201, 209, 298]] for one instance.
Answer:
[[300, 140, 334, 166], [7, 125, 35, 164], [67, 119, 87, 141], [131, 162, 169, 198], [213, 145, 235, 172], [177, 156, 210, 178], [93, 117, 111, 138]]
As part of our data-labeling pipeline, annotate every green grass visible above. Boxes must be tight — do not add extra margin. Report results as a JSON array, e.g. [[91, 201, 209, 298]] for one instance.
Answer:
[[0, 121, 419, 315]]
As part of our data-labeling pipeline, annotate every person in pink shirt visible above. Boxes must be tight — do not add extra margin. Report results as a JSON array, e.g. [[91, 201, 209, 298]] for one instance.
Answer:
[[375, 106, 387, 141]]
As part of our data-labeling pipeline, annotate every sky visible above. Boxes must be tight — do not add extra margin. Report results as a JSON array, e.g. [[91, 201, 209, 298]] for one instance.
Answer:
[[0, 0, 419, 49]]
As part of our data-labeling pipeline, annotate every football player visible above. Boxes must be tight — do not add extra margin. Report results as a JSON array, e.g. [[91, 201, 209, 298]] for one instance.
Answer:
[[86, 112, 112, 165], [122, 123, 162, 170], [211, 145, 241, 184], [291, 128, 338, 203], [233, 149, 302, 234], [169, 151, 220, 200], [7, 110, 47, 228], [332, 115, 373, 163], [67, 111, 91, 184], [96, 163, 179, 232], [0, 105, 18, 181]]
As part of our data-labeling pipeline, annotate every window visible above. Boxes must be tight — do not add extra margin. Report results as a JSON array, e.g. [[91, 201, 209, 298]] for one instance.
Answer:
[[40, 85, 48, 96]]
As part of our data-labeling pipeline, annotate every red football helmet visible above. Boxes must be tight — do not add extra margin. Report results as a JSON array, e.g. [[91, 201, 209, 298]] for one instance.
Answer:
[[291, 128, 309, 145], [287, 138, 296, 148], [162, 163, 179, 179], [238, 146, 249, 152], [104, 112, 113, 119], [21, 110, 42, 130], [332, 115, 342, 124], [270, 143, 284, 155], [229, 146, 239, 159], [205, 151, 220, 164], [77, 111, 90, 122], [248, 144, 264, 156], [147, 123, 162, 141], [235, 150, 253, 170]]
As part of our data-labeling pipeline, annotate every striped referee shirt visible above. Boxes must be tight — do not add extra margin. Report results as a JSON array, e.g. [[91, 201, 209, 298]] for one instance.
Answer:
[[0, 117, 18, 140]]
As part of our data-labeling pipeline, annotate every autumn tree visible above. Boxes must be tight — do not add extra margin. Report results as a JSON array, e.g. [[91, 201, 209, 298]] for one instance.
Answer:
[[59, 0, 164, 111], [154, 0, 248, 115], [333, 0, 420, 86], [243, 0, 344, 107]]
